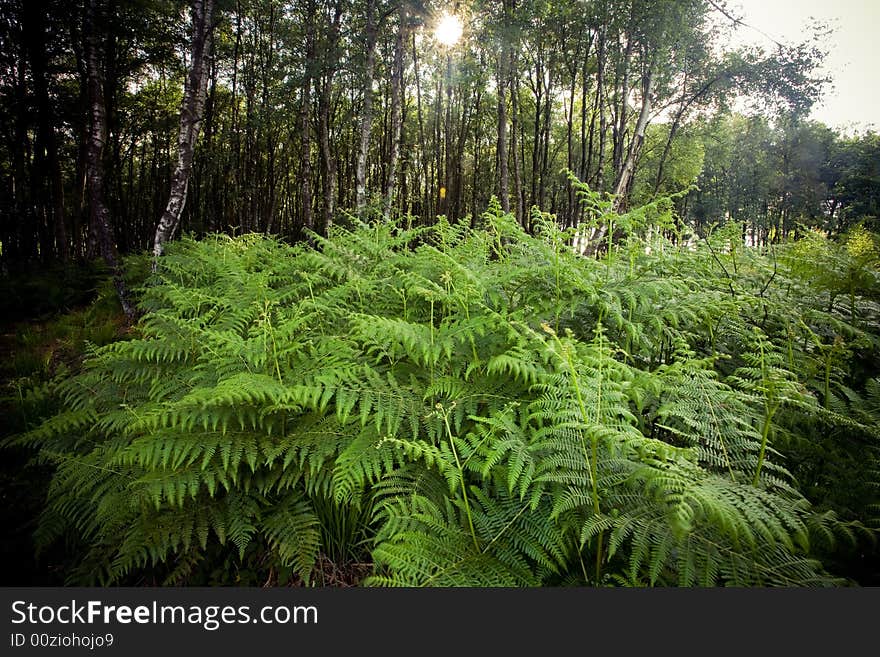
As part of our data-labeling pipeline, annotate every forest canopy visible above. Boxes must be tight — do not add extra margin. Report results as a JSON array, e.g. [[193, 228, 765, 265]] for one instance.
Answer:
[[1, 0, 878, 268]]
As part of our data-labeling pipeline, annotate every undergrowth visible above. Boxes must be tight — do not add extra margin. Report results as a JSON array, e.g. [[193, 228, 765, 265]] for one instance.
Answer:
[[0, 270, 136, 585], [6, 195, 880, 586]]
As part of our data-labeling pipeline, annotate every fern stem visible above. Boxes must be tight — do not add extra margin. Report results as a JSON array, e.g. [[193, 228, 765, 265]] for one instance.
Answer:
[[752, 334, 774, 486], [545, 323, 604, 582], [481, 500, 530, 554], [700, 383, 736, 482], [579, 552, 589, 585], [708, 319, 716, 359], [604, 217, 614, 276], [462, 304, 480, 366], [824, 354, 831, 410], [306, 279, 324, 337], [264, 301, 283, 386], [429, 299, 435, 388], [752, 404, 777, 486], [15, 381, 28, 429], [556, 338, 599, 515], [591, 321, 604, 583], [554, 230, 561, 333], [443, 410, 479, 551]]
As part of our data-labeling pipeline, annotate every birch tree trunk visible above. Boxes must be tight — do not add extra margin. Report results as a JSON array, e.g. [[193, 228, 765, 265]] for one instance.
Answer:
[[495, 1, 512, 213], [584, 69, 653, 257], [152, 0, 215, 264], [612, 70, 653, 212], [442, 53, 453, 218], [411, 32, 429, 218], [384, 3, 406, 219], [84, 0, 133, 318], [355, 0, 377, 217], [496, 57, 509, 213], [510, 66, 525, 227]]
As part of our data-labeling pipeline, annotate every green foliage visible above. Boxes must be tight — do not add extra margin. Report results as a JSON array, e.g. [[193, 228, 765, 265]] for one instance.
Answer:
[[9, 197, 880, 586], [688, 118, 879, 242]]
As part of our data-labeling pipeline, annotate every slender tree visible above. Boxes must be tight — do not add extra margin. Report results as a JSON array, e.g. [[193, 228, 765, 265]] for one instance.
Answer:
[[153, 0, 216, 265], [84, 0, 133, 317], [612, 68, 653, 211], [384, 2, 407, 219], [355, 0, 378, 217]]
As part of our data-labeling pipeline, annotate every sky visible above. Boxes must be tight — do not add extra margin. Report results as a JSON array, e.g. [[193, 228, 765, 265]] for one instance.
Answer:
[[728, 0, 880, 132]]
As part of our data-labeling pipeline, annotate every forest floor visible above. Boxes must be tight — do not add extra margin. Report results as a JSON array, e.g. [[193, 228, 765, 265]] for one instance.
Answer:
[[0, 266, 129, 585]]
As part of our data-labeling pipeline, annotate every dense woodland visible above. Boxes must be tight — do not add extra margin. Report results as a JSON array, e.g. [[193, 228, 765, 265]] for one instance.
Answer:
[[1, 0, 878, 587], [2, 0, 878, 267]]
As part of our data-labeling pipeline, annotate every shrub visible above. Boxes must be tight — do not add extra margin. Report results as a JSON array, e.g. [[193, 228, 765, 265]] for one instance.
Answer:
[[9, 199, 879, 585]]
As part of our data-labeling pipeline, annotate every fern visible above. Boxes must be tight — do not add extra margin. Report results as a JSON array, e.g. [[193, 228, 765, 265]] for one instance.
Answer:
[[8, 192, 879, 586]]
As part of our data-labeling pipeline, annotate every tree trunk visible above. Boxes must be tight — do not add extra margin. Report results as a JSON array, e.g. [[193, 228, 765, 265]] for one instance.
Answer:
[[24, 0, 68, 261], [594, 28, 607, 191], [84, 0, 133, 318], [565, 59, 577, 226], [580, 33, 594, 182], [318, 73, 335, 234], [612, 70, 653, 212], [496, 54, 510, 212], [228, 2, 242, 230], [384, 3, 406, 219], [583, 69, 653, 257], [9, 19, 33, 264], [510, 67, 525, 227], [496, 5, 511, 213], [539, 54, 553, 211], [530, 54, 542, 212], [412, 32, 428, 219], [612, 32, 632, 182], [652, 75, 720, 196], [204, 50, 218, 232], [443, 53, 453, 218], [299, 80, 313, 233], [317, 3, 342, 235], [152, 0, 215, 264], [355, 0, 377, 217]]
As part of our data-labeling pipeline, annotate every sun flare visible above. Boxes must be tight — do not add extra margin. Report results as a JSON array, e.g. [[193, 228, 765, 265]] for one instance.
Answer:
[[434, 13, 463, 47]]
